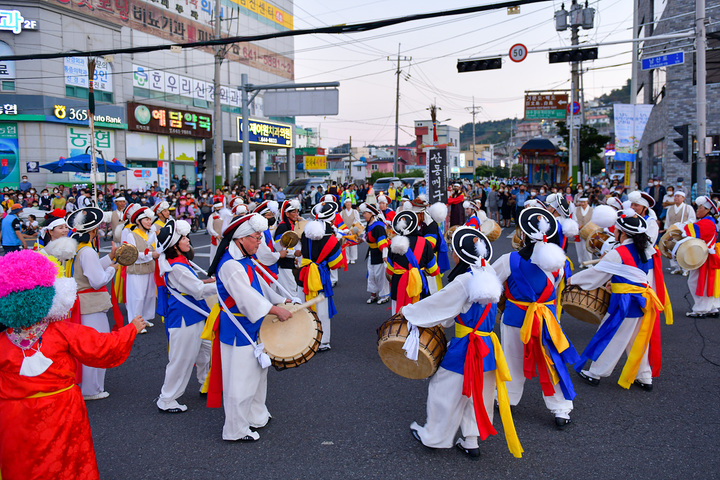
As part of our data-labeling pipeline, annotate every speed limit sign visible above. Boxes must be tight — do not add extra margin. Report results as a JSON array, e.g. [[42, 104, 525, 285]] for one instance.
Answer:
[[509, 43, 528, 63]]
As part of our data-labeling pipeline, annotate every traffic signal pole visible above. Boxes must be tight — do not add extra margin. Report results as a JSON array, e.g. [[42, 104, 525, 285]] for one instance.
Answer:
[[696, 0, 707, 195]]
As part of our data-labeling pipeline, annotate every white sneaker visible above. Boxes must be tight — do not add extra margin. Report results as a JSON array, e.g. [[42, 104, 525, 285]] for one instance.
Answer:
[[140, 328, 147, 334], [84, 391, 110, 401], [377, 296, 390, 305], [145, 320, 155, 327], [318, 344, 331, 351]]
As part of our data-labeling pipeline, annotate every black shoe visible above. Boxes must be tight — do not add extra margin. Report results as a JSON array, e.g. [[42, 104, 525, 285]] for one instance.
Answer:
[[633, 380, 653, 391], [158, 406, 186, 414], [455, 441, 481, 459], [555, 416, 572, 430], [199, 391, 207, 398], [410, 428, 436, 450], [229, 435, 259, 442], [577, 370, 600, 386], [708, 311, 720, 318], [250, 417, 272, 432]]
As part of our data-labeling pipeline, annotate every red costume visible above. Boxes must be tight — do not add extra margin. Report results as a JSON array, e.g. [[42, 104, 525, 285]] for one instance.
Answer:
[[0, 322, 137, 480]]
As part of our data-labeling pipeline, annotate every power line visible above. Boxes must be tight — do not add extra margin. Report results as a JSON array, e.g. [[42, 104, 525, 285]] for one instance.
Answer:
[[0, 0, 553, 62]]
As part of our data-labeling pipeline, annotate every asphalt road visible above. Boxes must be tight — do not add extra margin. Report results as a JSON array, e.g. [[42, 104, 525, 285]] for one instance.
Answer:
[[87, 226, 720, 480]]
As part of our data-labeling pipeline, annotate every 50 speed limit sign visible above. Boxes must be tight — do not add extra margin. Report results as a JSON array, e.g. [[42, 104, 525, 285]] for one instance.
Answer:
[[509, 43, 528, 63]]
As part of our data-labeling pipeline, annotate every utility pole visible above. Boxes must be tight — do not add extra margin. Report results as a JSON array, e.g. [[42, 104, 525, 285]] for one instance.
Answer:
[[465, 97, 481, 180], [570, 2, 580, 187], [696, 0, 707, 195], [388, 44, 411, 176], [212, 0, 223, 191], [629, 0, 638, 189]]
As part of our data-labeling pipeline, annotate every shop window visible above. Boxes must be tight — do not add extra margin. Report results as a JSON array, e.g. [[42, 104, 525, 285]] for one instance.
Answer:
[[652, 67, 665, 104], [695, 34, 720, 84], [66, 85, 113, 103], [650, 139, 664, 179], [1, 80, 14, 92], [371, 164, 378, 171]]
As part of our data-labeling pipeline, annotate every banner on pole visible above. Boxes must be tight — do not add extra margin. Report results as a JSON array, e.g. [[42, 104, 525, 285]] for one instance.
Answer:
[[427, 149, 448, 204], [613, 104, 653, 162]]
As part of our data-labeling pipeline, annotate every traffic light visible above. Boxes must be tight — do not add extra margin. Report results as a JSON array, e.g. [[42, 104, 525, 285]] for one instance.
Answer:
[[549, 47, 598, 63], [457, 57, 502, 73], [196, 151, 207, 173], [672, 125, 689, 163]]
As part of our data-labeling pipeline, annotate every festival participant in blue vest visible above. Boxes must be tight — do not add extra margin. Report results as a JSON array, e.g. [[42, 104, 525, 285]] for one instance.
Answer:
[[410, 196, 451, 294], [253, 200, 281, 277], [66, 207, 123, 400], [360, 202, 391, 304], [404, 227, 522, 459], [205, 213, 293, 442], [627, 191, 673, 324], [155, 219, 216, 413], [300, 202, 345, 350], [544, 192, 579, 252], [492, 207, 580, 429], [125, 206, 159, 330], [273, 199, 303, 299], [570, 210, 667, 391], [386, 211, 439, 315], [463, 199, 487, 230]]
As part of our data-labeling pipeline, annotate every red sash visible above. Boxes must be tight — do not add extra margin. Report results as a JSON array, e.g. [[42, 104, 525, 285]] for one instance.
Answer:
[[504, 279, 557, 397], [459, 304, 496, 440]]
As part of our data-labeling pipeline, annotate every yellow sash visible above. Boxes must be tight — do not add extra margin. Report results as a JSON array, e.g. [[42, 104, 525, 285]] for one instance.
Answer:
[[26, 384, 74, 399], [299, 258, 323, 311], [507, 297, 568, 385], [610, 283, 664, 389], [455, 324, 523, 458], [385, 263, 423, 302]]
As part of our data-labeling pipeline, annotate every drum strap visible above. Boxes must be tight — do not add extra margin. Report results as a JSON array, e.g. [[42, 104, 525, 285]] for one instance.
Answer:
[[165, 282, 211, 318], [216, 294, 271, 369]]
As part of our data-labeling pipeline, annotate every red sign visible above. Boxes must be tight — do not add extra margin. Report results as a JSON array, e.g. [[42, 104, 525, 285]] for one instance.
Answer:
[[509, 43, 528, 63]]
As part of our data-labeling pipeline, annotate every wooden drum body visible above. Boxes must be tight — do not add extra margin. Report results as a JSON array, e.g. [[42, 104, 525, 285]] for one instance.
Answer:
[[586, 230, 610, 256], [659, 225, 683, 259], [511, 227, 523, 251], [377, 314, 447, 379], [561, 285, 611, 325], [675, 238, 709, 271], [579, 222, 601, 241], [480, 220, 502, 242], [258, 304, 323, 370]]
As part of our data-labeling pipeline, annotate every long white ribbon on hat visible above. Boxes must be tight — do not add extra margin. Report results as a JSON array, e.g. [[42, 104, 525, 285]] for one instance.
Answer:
[[216, 292, 272, 369]]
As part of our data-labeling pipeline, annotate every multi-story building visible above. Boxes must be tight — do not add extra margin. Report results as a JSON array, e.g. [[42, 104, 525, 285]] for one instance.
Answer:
[[0, 0, 295, 191], [638, 0, 720, 192]]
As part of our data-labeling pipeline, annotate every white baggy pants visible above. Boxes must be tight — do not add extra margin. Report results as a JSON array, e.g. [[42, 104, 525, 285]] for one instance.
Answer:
[[80, 311, 110, 396], [500, 322, 573, 418], [411, 367, 495, 449], [126, 272, 157, 322], [366, 258, 390, 298]]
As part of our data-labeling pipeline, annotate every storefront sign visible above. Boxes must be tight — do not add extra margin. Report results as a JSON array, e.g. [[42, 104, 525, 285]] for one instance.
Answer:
[[0, 122, 19, 188], [127, 102, 212, 138], [0, 10, 38, 34], [43, 0, 293, 79], [304, 156, 326, 170], [64, 57, 113, 92], [128, 167, 156, 191], [0, 94, 126, 129], [236, 117, 292, 147]]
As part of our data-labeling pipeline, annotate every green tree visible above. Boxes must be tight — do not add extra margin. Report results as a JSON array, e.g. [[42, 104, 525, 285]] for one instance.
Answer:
[[475, 165, 494, 178], [511, 164, 524, 177], [556, 121, 611, 176]]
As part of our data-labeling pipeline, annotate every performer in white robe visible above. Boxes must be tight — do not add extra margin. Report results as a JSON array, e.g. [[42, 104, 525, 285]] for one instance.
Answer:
[[207, 202, 224, 264], [405, 227, 522, 459], [125, 206, 159, 329], [205, 213, 292, 441], [340, 198, 361, 264], [156, 219, 216, 413], [663, 191, 696, 275], [66, 207, 120, 400], [573, 197, 594, 266]]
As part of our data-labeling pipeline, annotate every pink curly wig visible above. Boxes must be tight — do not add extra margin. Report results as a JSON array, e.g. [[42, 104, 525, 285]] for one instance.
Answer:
[[0, 250, 58, 298]]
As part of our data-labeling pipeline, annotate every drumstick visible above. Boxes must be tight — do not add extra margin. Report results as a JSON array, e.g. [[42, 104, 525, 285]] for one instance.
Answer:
[[271, 294, 326, 322]]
